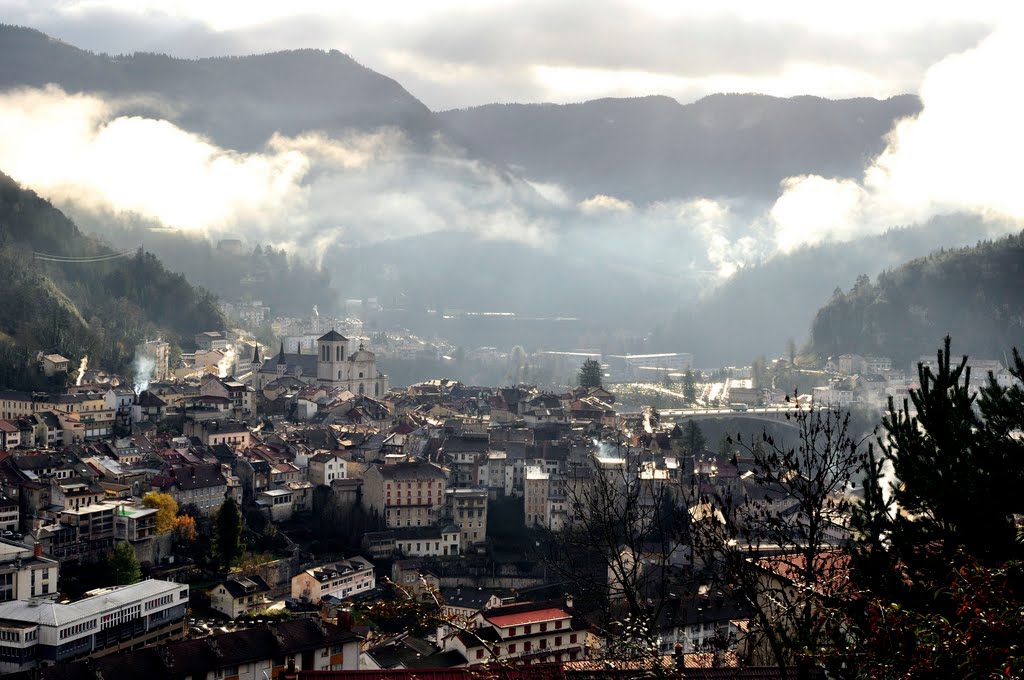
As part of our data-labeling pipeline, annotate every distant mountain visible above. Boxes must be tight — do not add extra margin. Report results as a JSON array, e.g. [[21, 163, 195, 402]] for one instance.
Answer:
[[439, 93, 921, 203], [0, 171, 223, 389], [809, 231, 1024, 368], [649, 215, 1012, 367], [0, 24, 439, 151], [0, 25, 918, 205]]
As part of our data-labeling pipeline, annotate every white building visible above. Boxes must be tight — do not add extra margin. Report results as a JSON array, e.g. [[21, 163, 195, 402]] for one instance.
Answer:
[[0, 539, 59, 602], [291, 556, 375, 603], [0, 579, 187, 673]]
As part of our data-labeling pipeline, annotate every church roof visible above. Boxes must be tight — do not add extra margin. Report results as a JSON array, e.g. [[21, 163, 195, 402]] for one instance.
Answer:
[[319, 330, 348, 342]]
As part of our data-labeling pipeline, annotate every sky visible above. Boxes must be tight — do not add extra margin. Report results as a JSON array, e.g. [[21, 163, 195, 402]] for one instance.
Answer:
[[0, 1, 1009, 110]]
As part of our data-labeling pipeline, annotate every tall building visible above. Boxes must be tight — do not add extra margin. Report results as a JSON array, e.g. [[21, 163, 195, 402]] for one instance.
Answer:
[[136, 339, 171, 383]]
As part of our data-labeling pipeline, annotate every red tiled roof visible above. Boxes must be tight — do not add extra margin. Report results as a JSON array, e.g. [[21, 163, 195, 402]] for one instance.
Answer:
[[486, 607, 571, 628]]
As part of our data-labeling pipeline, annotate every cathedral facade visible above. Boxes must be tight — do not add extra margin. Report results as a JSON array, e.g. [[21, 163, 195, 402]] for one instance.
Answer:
[[253, 331, 389, 397]]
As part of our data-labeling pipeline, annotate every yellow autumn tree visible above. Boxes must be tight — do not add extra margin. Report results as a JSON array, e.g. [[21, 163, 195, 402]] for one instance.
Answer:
[[142, 491, 178, 533]]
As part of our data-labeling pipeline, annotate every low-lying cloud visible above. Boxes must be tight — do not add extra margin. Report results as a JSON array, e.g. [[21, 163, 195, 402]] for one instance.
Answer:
[[0, 85, 560, 253], [768, 21, 1024, 252]]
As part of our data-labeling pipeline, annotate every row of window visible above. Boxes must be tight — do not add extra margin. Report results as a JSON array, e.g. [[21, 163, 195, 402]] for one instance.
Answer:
[[507, 620, 565, 636], [0, 628, 34, 642], [477, 633, 579, 658], [145, 594, 173, 610], [59, 618, 97, 639]]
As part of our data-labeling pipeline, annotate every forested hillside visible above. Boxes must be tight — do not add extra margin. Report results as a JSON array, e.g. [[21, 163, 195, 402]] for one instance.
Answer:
[[810, 232, 1024, 367], [0, 172, 223, 389]]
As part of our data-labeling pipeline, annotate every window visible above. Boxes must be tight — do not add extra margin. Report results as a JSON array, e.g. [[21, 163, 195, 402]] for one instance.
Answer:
[[508, 644, 516, 653], [524, 625, 531, 634], [570, 634, 577, 644], [540, 639, 546, 649], [524, 641, 532, 652], [540, 623, 547, 632], [555, 636, 562, 646], [476, 649, 484, 659], [555, 620, 563, 629]]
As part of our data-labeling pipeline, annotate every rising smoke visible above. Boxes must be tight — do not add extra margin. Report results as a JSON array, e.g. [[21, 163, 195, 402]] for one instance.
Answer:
[[75, 355, 88, 386], [132, 354, 156, 394]]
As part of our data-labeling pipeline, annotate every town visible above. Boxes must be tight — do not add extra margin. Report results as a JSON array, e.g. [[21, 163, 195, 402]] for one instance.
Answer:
[[1, 320, 1020, 679]]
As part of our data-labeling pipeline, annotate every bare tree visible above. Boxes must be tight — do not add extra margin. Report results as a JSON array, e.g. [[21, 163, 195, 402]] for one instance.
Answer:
[[692, 401, 868, 678]]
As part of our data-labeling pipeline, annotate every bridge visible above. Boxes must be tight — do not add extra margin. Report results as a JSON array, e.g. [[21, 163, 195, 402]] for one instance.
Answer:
[[623, 405, 807, 428]]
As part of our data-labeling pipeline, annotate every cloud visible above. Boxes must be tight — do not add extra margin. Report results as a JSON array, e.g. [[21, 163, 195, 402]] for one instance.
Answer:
[[578, 194, 633, 215], [0, 85, 560, 252], [768, 20, 1024, 252]]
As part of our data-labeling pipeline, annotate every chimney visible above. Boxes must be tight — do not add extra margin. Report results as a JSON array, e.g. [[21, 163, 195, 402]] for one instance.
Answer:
[[565, 594, 574, 610], [34, 543, 43, 558]]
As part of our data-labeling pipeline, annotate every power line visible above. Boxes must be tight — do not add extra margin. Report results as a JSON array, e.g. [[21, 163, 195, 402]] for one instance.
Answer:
[[33, 248, 137, 263]]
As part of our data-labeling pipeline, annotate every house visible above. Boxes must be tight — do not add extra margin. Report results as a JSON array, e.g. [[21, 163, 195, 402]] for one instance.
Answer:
[[200, 375, 256, 419], [257, 488, 294, 522], [210, 575, 273, 619], [308, 451, 348, 487], [291, 556, 375, 603], [184, 419, 251, 448], [0, 539, 59, 601], [0, 419, 21, 449], [438, 598, 589, 665], [41, 354, 70, 377]]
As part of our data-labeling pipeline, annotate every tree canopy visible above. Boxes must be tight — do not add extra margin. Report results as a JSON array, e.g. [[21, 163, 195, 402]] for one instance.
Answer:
[[579, 359, 603, 389], [213, 496, 243, 571], [108, 541, 141, 586]]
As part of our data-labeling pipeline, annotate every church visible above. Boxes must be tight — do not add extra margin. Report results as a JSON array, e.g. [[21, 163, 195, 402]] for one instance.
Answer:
[[252, 331, 389, 397]]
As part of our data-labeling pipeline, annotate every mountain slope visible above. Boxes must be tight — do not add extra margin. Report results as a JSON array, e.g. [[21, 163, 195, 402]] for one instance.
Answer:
[[0, 171, 224, 389], [0, 24, 439, 151], [440, 93, 921, 203], [809, 232, 1024, 367], [648, 214, 1012, 367]]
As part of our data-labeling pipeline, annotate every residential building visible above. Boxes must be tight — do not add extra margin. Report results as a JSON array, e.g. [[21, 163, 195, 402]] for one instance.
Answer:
[[150, 465, 228, 517], [0, 539, 59, 602], [0, 500, 18, 532], [363, 462, 447, 529], [0, 419, 21, 449], [362, 525, 461, 559], [291, 556, 375, 603], [439, 598, 589, 665], [41, 354, 70, 378], [200, 376, 256, 419], [445, 487, 488, 547], [210, 575, 272, 619], [308, 451, 348, 487], [257, 488, 294, 522]]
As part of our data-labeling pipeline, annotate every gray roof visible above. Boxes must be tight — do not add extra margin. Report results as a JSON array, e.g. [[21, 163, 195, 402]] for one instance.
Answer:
[[0, 579, 184, 627]]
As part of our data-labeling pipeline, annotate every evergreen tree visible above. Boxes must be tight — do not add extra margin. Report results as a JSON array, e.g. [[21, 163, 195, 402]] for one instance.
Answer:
[[680, 420, 706, 457], [213, 496, 243, 571], [578, 359, 603, 389], [108, 541, 141, 586], [682, 369, 697, 403]]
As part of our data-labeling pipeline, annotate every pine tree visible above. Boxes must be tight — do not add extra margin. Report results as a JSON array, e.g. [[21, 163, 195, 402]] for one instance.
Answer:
[[213, 496, 243, 571], [108, 541, 142, 585], [578, 359, 603, 389], [682, 369, 697, 403]]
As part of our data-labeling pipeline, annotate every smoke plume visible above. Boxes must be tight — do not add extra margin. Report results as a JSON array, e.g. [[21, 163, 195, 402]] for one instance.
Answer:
[[133, 354, 156, 394], [75, 355, 88, 386]]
